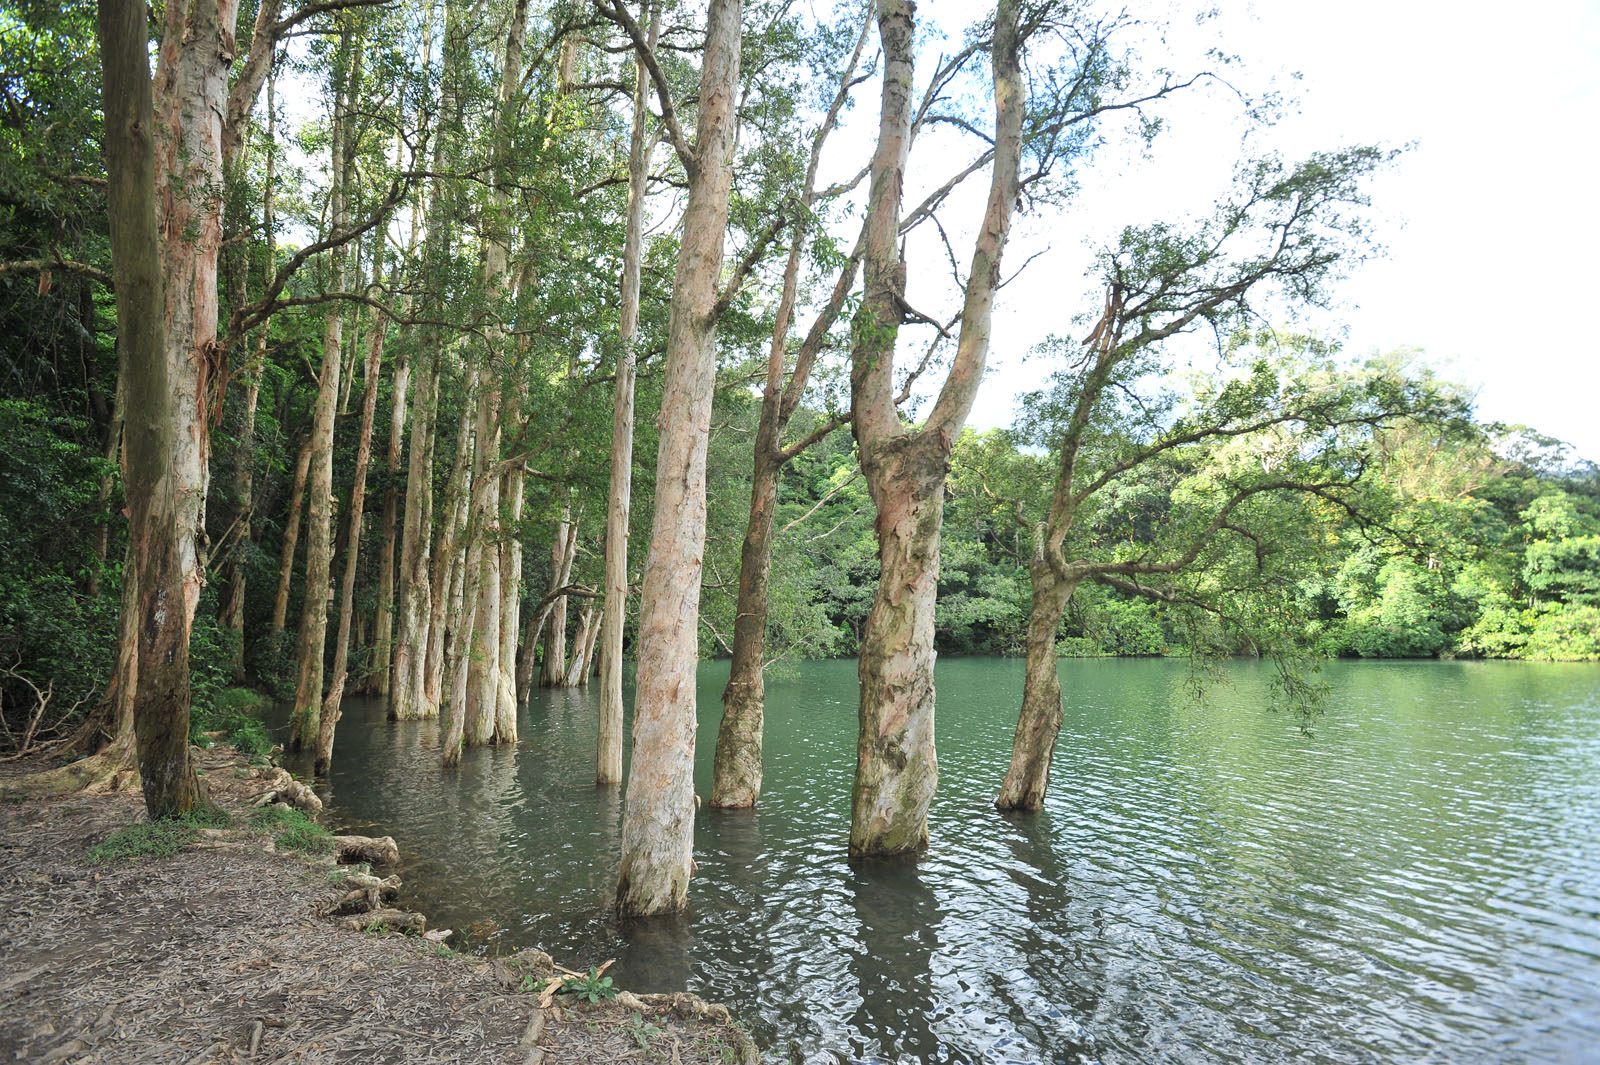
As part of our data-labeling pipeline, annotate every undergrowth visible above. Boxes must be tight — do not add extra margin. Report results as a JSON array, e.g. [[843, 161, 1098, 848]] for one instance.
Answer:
[[252, 804, 335, 855], [189, 687, 274, 763], [86, 807, 232, 864]]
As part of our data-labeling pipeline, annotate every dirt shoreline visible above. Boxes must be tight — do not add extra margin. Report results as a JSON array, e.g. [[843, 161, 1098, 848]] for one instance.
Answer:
[[0, 746, 760, 1065]]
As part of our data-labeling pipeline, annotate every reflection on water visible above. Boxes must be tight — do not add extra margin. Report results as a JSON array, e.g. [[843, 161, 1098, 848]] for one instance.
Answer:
[[273, 658, 1600, 1064]]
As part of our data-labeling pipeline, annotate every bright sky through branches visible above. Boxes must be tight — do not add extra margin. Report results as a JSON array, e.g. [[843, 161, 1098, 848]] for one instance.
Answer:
[[946, 0, 1600, 462]]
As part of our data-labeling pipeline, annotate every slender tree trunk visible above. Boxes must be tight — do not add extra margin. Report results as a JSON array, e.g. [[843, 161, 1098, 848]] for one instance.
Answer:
[[271, 438, 313, 633], [709, 8, 867, 808], [848, 0, 1023, 858], [219, 72, 276, 680], [597, 0, 657, 785], [424, 398, 473, 715], [616, 0, 742, 917], [370, 346, 409, 696], [996, 562, 1077, 811], [464, 379, 502, 746], [494, 391, 524, 740], [540, 511, 576, 686], [316, 239, 385, 776], [289, 44, 353, 751], [100, 0, 201, 818]]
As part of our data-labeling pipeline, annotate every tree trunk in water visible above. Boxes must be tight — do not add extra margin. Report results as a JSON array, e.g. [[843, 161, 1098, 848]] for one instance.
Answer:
[[540, 509, 573, 687], [316, 236, 384, 776], [289, 54, 351, 752], [597, 0, 656, 786], [540, 512, 576, 686], [389, 353, 436, 720], [710, 1, 869, 809], [848, 0, 1023, 858], [494, 400, 524, 740], [616, 0, 742, 917], [271, 439, 312, 634], [369, 348, 409, 696], [464, 377, 502, 747], [563, 602, 597, 687], [100, 0, 201, 818], [424, 399, 473, 715], [711, 451, 779, 807], [996, 563, 1077, 811]]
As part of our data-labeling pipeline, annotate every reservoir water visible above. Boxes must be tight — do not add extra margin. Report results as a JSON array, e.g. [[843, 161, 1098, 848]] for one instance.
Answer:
[[274, 658, 1600, 1063]]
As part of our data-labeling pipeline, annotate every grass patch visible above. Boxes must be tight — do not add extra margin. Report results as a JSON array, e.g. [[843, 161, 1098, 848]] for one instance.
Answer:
[[252, 805, 335, 855], [86, 807, 231, 864]]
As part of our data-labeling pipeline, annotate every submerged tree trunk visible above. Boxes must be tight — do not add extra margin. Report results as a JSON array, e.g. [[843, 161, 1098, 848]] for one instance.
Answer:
[[710, 3, 869, 809], [616, 0, 742, 917], [317, 240, 385, 776], [369, 344, 410, 697], [848, 0, 1022, 858], [996, 562, 1077, 811], [540, 509, 574, 687], [100, 0, 200, 818], [597, 0, 656, 786]]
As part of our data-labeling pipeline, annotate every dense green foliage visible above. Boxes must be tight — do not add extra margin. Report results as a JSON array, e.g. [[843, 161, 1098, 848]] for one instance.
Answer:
[[0, 0, 1594, 760]]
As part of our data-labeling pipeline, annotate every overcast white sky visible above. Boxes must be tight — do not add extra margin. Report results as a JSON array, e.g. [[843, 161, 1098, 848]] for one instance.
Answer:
[[917, 0, 1600, 463]]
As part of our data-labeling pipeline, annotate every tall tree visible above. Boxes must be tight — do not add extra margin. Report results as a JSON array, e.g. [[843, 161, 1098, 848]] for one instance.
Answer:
[[596, 0, 658, 786], [993, 149, 1451, 811], [610, 0, 745, 916], [709, 5, 871, 808], [845, 0, 1024, 858], [289, 30, 357, 752], [96, 0, 201, 817]]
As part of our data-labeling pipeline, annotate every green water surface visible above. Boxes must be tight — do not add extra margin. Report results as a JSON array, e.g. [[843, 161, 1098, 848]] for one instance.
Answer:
[[279, 657, 1600, 1064]]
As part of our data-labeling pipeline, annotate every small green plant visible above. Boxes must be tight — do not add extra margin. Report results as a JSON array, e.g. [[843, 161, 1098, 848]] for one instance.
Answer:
[[559, 966, 617, 1003], [251, 805, 335, 855], [625, 1011, 658, 1051]]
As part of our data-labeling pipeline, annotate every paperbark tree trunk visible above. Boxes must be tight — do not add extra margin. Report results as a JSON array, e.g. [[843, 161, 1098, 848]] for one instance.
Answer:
[[708, 7, 867, 804], [369, 343, 410, 696], [317, 233, 385, 776], [219, 76, 274, 679], [597, 0, 656, 786], [289, 44, 353, 752], [616, 0, 742, 917], [99, 0, 201, 819], [271, 438, 313, 633], [848, 0, 1023, 858], [540, 508, 574, 687], [995, 562, 1078, 810], [152, 0, 240, 672]]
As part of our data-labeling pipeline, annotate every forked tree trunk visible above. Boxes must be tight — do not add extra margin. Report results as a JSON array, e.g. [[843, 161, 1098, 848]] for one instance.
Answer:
[[616, 0, 742, 917], [271, 439, 313, 633], [597, 0, 656, 786], [848, 0, 1023, 858], [100, 0, 201, 819], [995, 563, 1077, 811]]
